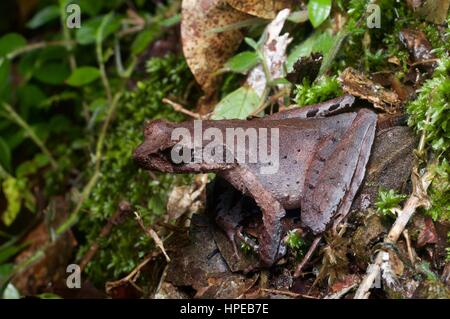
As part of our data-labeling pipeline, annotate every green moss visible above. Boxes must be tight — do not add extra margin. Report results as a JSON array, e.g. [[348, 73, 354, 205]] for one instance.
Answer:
[[78, 55, 194, 285], [375, 188, 407, 218], [294, 75, 342, 106], [408, 58, 450, 156], [337, 0, 414, 72], [407, 56, 450, 223]]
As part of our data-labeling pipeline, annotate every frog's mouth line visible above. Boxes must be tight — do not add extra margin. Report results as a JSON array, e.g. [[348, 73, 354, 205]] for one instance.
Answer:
[[134, 143, 235, 174]]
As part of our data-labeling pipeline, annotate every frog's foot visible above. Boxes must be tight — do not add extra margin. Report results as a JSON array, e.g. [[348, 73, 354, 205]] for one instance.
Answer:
[[215, 197, 245, 258]]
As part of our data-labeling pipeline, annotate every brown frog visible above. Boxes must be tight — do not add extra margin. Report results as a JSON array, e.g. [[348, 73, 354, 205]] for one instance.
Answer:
[[133, 95, 377, 267]]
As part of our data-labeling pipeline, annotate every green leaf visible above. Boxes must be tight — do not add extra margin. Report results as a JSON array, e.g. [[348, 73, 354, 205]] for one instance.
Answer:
[[0, 263, 13, 283], [308, 0, 332, 28], [2, 283, 20, 299], [75, 15, 121, 45], [26, 5, 60, 29], [212, 86, 261, 120], [0, 33, 26, 57], [244, 37, 259, 50], [131, 28, 158, 55], [269, 78, 291, 86], [34, 62, 70, 85], [225, 51, 259, 74], [161, 14, 181, 27], [0, 137, 11, 173], [17, 84, 47, 112], [1, 177, 21, 226], [0, 58, 11, 97], [66, 66, 101, 86], [0, 243, 27, 264]]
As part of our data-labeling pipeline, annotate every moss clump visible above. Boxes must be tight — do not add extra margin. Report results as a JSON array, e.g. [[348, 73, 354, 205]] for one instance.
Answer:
[[78, 55, 194, 285], [375, 188, 407, 218], [294, 76, 342, 106], [407, 57, 450, 223], [337, 0, 414, 72]]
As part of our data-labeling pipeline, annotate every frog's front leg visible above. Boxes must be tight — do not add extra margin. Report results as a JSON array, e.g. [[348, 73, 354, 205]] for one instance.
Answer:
[[222, 167, 286, 267]]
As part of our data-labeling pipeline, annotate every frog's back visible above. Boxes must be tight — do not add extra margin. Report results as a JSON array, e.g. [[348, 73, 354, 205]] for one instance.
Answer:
[[242, 113, 357, 209]]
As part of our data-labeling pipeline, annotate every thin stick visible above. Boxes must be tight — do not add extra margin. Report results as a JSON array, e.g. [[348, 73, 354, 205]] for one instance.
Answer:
[[403, 229, 415, 265], [294, 236, 322, 278], [354, 167, 434, 298], [105, 254, 154, 293], [59, 1, 76, 71], [2, 103, 58, 170], [96, 16, 112, 103], [162, 98, 202, 119], [260, 288, 318, 299], [134, 211, 171, 262], [6, 40, 75, 60]]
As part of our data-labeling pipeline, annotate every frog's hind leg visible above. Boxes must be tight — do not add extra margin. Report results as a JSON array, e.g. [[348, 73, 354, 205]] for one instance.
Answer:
[[211, 177, 251, 257], [223, 167, 286, 267], [301, 109, 377, 234], [215, 192, 246, 258]]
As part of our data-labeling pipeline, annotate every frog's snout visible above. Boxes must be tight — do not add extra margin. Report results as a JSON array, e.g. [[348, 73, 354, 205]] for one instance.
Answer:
[[133, 119, 175, 167]]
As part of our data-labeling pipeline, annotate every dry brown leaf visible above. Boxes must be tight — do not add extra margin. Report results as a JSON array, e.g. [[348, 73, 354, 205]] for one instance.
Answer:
[[339, 67, 401, 113], [226, 0, 294, 19], [246, 8, 292, 96], [181, 0, 248, 95]]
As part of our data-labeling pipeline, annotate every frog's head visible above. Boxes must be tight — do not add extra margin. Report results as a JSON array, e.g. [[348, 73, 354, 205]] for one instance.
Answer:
[[133, 119, 181, 172], [134, 119, 232, 173]]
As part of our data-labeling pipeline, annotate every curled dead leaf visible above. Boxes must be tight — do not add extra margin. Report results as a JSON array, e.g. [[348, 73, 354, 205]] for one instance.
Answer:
[[246, 8, 292, 96], [181, 0, 248, 94], [226, 0, 294, 19], [339, 67, 401, 113]]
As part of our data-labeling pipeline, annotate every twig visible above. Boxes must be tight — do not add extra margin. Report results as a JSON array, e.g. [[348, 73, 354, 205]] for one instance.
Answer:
[[134, 211, 171, 262], [354, 165, 434, 298], [79, 201, 132, 271], [105, 253, 155, 294], [294, 236, 322, 278], [250, 87, 290, 116], [260, 288, 318, 299], [162, 98, 203, 119], [403, 229, 415, 265], [6, 40, 76, 60], [96, 16, 113, 103], [2, 103, 58, 170], [324, 283, 358, 299]]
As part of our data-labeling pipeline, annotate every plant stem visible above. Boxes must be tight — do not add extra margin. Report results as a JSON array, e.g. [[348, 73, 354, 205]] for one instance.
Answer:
[[57, 92, 122, 234], [1, 103, 58, 170], [6, 40, 76, 60], [96, 15, 113, 103], [59, 0, 77, 71]]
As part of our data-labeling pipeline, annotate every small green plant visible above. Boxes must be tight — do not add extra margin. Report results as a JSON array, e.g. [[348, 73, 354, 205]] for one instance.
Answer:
[[375, 189, 407, 217], [285, 230, 307, 257], [240, 242, 254, 255], [294, 76, 342, 106]]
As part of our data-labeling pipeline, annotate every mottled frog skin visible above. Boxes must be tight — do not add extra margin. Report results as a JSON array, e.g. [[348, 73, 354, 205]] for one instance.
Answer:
[[134, 95, 377, 267]]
